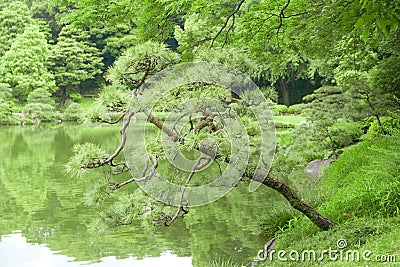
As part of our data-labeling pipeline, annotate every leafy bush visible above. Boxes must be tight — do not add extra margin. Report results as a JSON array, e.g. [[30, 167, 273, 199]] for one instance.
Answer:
[[0, 100, 13, 115], [272, 104, 305, 116], [27, 88, 55, 105], [325, 121, 363, 149], [0, 112, 24, 125], [287, 103, 305, 114], [0, 83, 12, 101], [288, 123, 328, 161], [22, 103, 56, 122], [63, 103, 83, 121], [69, 93, 83, 102], [271, 104, 289, 115]]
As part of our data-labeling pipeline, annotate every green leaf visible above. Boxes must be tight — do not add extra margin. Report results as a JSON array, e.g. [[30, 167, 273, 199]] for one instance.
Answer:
[[362, 25, 371, 42]]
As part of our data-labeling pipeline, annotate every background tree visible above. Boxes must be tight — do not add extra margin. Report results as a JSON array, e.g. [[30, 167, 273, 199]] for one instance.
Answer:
[[48, 25, 103, 106], [0, 83, 12, 103], [89, 24, 138, 69], [0, 24, 56, 102], [0, 1, 32, 57], [0, 83, 13, 117]]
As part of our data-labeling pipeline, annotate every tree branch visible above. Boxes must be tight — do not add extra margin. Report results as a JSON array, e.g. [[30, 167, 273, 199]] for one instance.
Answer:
[[211, 0, 246, 47], [250, 173, 337, 231], [112, 155, 158, 190], [222, 9, 236, 48], [104, 111, 136, 165], [96, 111, 127, 125], [186, 156, 213, 183], [276, 0, 291, 39], [146, 112, 180, 141]]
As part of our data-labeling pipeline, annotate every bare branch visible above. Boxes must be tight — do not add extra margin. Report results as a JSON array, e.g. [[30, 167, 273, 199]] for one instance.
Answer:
[[141, 157, 150, 177], [81, 111, 136, 170], [146, 112, 180, 141], [172, 113, 190, 135], [95, 111, 128, 125], [276, 0, 291, 39], [165, 188, 189, 226], [104, 111, 136, 165], [110, 163, 130, 175], [222, 9, 235, 48], [211, 0, 246, 47], [112, 155, 158, 190], [186, 156, 213, 183]]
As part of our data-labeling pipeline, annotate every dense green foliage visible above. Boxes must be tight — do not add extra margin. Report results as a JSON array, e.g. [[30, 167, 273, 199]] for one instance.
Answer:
[[0, 0, 398, 124], [0, 0, 399, 265], [0, 24, 55, 101], [48, 25, 103, 105]]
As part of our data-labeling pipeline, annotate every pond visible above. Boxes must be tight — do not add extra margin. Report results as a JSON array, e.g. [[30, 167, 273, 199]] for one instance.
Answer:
[[0, 124, 283, 267]]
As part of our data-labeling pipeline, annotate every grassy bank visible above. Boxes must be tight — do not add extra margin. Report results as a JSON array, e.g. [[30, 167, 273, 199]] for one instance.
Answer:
[[259, 136, 400, 266]]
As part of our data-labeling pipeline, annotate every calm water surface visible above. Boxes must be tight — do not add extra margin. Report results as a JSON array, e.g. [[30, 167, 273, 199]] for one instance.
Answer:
[[0, 124, 279, 267]]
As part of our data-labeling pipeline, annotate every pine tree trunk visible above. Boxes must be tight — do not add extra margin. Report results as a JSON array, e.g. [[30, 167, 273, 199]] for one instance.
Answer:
[[261, 176, 337, 231], [375, 114, 386, 135], [60, 87, 67, 106]]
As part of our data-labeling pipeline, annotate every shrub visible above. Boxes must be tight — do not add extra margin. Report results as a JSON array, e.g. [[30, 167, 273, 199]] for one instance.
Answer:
[[367, 116, 400, 137], [0, 112, 23, 125], [69, 93, 83, 102], [0, 100, 13, 115], [272, 104, 305, 115], [63, 103, 83, 121], [287, 103, 305, 115], [22, 103, 55, 122], [271, 104, 288, 115], [27, 88, 55, 105], [325, 121, 363, 149]]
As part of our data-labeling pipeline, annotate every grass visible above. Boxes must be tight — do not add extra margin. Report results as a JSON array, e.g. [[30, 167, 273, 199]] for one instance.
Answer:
[[258, 135, 400, 267], [274, 115, 306, 128], [78, 97, 95, 109], [259, 217, 400, 266], [319, 136, 400, 220], [209, 258, 247, 267]]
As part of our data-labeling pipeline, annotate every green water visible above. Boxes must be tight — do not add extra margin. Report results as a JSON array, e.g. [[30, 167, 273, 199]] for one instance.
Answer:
[[0, 124, 280, 267]]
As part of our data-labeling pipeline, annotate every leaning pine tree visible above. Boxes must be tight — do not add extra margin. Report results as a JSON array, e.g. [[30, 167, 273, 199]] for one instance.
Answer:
[[65, 42, 336, 231]]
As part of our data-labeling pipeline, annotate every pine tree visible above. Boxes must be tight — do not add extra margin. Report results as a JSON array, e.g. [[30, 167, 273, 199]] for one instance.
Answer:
[[0, 1, 32, 57], [0, 23, 56, 102], [48, 25, 103, 106]]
